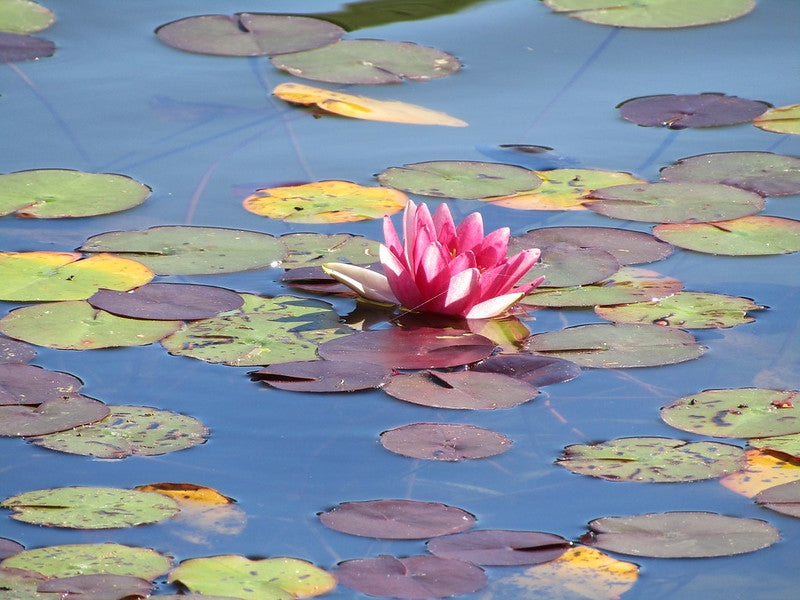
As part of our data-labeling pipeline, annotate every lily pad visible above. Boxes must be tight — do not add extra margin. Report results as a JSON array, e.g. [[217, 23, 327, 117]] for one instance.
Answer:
[[87, 283, 244, 321], [155, 13, 345, 57], [0, 543, 172, 579], [168, 555, 336, 600], [0, 363, 83, 405], [0, 301, 182, 350], [36, 574, 154, 599], [162, 294, 354, 366], [336, 554, 486, 599], [526, 323, 706, 368], [659, 151, 800, 196], [515, 242, 619, 288], [251, 360, 391, 392], [585, 182, 765, 223], [380, 423, 512, 461], [0, 566, 45, 598], [0, 538, 23, 560], [280, 265, 357, 296], [0, 169, 150, 218], [376, 161, 542, 199], [27, 404, 209, 458], [384, 370, 539, 409], [279, 233, 381, 269], [582, 512, 779, 558], [753, 103, 800, 135], [0, 31, 53, 62], [653, 215, 800, 255], [320, 499, 475, 539], [470, 354, 581, 387], [661, 388, 800, 438], [0, 336, 36, 364], [0, 395, 109, 436], [755, 480, 800, 519], [272, 39, 461, 84], [558, 437, 745, 482], [0, 0, 55, 34], [79, 226, 287, 275], [542, 0, 755, 29], [1, 486, 179, 529], [595, 291, 763, 328], [617, 93, 769, 129], [426, 530, 570, 566], [522, 267, 683, 308], [749, 433, 800, 459], [243, 180, 408, 223]]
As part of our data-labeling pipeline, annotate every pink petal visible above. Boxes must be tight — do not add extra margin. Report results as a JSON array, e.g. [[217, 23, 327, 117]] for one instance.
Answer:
[[415, 242, 450, 288], [442, 267, 481, 316], [401, 200, 420, 262], [380, 244, 423, 308], [383, 214, 403, 258], [480, 248, 541, 298], [473, 227, 510, 268], [322, 263, 398, 304], [455, 212, 484, 253], [432, 203, 457, 250], [464, 292, 526, 319]]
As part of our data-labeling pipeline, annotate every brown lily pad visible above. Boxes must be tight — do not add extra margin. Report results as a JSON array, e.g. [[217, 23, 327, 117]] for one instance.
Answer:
[[0, 395, 109, 437], [250, 360, 391, 392], [617, 93, 770, 129], [426, 529, 570, 566], [0, 363, 83, 405], [380, 423, 512, 461]]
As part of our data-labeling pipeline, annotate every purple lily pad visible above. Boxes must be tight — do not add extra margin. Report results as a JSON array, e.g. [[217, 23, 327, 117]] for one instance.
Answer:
[[0, 395, 109, 437], [319, 499, 476, 539], [755, 480, 800, 519], [87, 283, 244, 321], [0, 537, 24, 560], [0, 32, 55, 62], [37, 573, 154, 599], [426, 530, 570, 566], [280, 265, 356, 296], [336, 554, 487, 600], [617, 93, 770, 129], [380, 423, 512, 461], [250, 360, 391, 392], [0, 364, 83, 405], [0, 336, 36, 364], [470, 354, 581, 387]]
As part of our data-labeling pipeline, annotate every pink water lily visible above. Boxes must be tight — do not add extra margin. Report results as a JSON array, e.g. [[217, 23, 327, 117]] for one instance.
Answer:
[[324, 201, 544, 319]]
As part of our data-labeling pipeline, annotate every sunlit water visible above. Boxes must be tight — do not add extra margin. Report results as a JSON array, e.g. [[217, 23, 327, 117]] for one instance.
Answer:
[[1, 1, 800, 598]]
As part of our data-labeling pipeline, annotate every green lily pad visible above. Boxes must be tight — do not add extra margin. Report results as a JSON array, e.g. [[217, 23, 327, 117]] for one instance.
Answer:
[[1, 487, 179, 529], [155, 13, 345, 57], [0, 566, 45, 599], [161, 294, 353, 366], [0, 363, 83, 405], [0, 301, 181, 350], [585, 182, 764, 223], [653, 216, 800, 255], [0, 395, 109, 437], [659, 151, 800, 196], [0, 543, 172, 579], [79, 226, 287, 275], [543, 0, 755, 29], [661, 388, 800, 438], [0, 252, 154, 301], [522, 266, 683, 308], [558, 437, 745, 482], [595, 291, 763, 328], [0, 0, 54, 34], [27, 405, 209, 458], [279, 232, 381, 269], [376, 161, 542, 199], [515, 242, 619, 288], [526, 323, 706, 368], [617, 93, 770, 129], [748, 432, 800, 459], [271, 39, 461, 84], [755, 480, 800, 518], [753, 104, 800, 135], [0, 169, 150, 218], [168, 555, 336, 600]]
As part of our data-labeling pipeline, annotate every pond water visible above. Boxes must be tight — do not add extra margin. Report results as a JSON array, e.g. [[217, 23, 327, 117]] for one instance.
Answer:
[[2, 0, 800, 598]]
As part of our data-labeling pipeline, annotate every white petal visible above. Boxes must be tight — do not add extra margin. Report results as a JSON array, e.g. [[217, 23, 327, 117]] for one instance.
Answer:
[[322, 263, 398, 304], [463, 292, 525, 320]]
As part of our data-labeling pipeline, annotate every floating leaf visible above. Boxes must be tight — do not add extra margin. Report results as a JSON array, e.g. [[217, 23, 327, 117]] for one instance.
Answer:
[[516, 242, 619, 288], [155, 13, 344, 57], [582, 512, 779, 558], [595, 291, 763, 329], [558, 437, 745, 482], [427, 530, 570, 566], [0, 395, 109, 437], [617, 93, 769, 129], [585, 182, 764, 223], [280, 265, 356, 295], [251, 360, 391, 392], [273, 82, 467, 127], [0, 169, 150, 218], [661, 388, 800, 438], [376, 160, 541, 199], [319, 499, 475, 539], [87, 283, 244, 321], [483, 168, 645, 210], [0, 301, 182, 350], [279, 233, 381, 269], [752, 103, 800, 135], [542, 0, 755, 28], [653, 215, 800, 255], [162, 294, 353, 366], [0, 543, 172, 579], [659, 151, 800, 196], [27, 405, 209, 458], [36, 574, 154, 599], [272, 39, 461, 84], [749, 432, 800, 460], [0, 363, 82, 405], [0, 336, 36, 364], [526, 323, 705, 368], [1, 486, 179, 529], [336, 554, 486, 599], [720, 449, 800, 498], [0, 566, 46, 598], [0, 252, 153, 301], [168, 555, 336, 600], [755, 480, 800, 518], [0, 0, 54, 34], [243, 180, 408, 223], [470, 354, 581, 387], [384, 370, 538, 410], [0, 31, 53, 62], [380, 423, 512, 461], [0, 538, 23, 560], [80, 226, 287, 275], [134, 483, 234, 505], [522, 267, 683, 308]]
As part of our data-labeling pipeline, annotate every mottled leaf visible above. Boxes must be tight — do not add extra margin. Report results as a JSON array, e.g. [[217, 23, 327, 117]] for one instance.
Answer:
[[721, 450, 800, 498], [653, 215, 800, 255], [279, 233, 380, 269]]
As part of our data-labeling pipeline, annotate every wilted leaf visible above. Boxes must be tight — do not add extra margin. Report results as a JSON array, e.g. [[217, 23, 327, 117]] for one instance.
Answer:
[[617, 93, 769, 128], [427, 530, 570, 566], [753, 103, 800, 135], [0, 0, 54, 34], [134, 483, 234, 504], [653, 215, 800, 255], [380, 423, 512, 461], [0, 363, 83, 405], [0, 395, 109, 437], [749, 432, 800, 460], [251, 360, 391, 392], [720, 449, 800, 498], [0, 31, 53, 62]]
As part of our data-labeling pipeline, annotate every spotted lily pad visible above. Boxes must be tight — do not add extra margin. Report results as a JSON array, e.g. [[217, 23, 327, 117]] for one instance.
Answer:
[[251, 360, 391, 392], [155, 13, 345, 57], [0, 395, 109, 436], [0, 31, 53, 62], [376, 161, 542, 199], [753, 104, 800, 135], [272, 39, 461, 84], [279, 233, 381, 269], [661, 388, 800, 438], [558, 437, 745, 482], [653, 215, 800, 255], [617, 93, 769, 128], [0, 0, 55, 34], [1, 486, 179, 529], [748, 433, 800, 459], [380, 423, 512, 461], [426, 530, 570, 566], [0, 363, 83, 405]]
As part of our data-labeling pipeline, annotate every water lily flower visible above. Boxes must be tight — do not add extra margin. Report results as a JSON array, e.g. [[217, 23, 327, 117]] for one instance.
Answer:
[[323, 200, 544, 319]]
